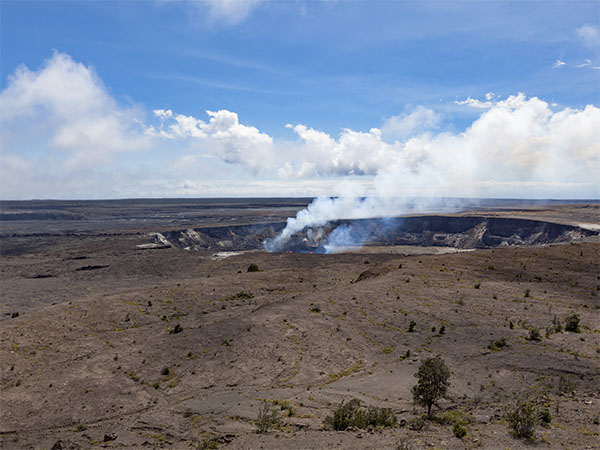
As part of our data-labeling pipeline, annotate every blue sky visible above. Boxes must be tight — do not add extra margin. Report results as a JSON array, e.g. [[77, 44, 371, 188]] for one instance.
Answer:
[[1, 0, 599, 199]]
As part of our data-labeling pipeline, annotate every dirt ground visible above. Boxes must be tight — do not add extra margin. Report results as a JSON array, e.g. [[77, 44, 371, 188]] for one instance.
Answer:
[[1, 201, 599, 449]]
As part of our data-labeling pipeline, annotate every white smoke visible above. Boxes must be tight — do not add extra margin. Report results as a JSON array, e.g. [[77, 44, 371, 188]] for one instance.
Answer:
[[264, 93, 600, 251]]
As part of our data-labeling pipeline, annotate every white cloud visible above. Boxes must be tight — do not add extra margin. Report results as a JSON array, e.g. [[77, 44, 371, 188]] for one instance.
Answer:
[[575, 58, 592, 68], [160, 0, 264, 25], [149, 109, 274, 172], [204, 0, 264, 24], [576, 24, 600, 48], [0, 52, 151, 168], [553, 59, 567, 68], [1, 53, 598, 200], [279, 94, 599, 199], [380, 106, 441, 141], [146, 93, 600, 199], [454, 96, 494, 109]]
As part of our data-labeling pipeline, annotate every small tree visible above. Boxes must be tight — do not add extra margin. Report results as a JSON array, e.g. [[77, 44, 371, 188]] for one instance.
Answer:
[[412, 355, 451, 417]]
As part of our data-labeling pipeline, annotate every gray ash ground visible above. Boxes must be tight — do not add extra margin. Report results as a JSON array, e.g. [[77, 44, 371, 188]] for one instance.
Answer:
[[1, 199, 599, 449]]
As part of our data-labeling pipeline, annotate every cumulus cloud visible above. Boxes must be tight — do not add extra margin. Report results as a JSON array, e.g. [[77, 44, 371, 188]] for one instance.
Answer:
[[2, 53, 598, 200], [283, 94, 599, 199], [0, 52, 150, 168], [148, 109, 273, 172], [380, 106, 441, 141], [147, 93, 599, 199]]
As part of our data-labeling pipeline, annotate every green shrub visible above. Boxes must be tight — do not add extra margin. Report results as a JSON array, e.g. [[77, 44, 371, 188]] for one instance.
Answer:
[[247, 263, 260, 273], [408, 320, 416, 332], [228, 291, 254, 300], [324, 399, 397, 430], [438, 325, 445, 335], [488, 338, 506, 351], [564, 313, 580, 332], [526, 328, 541, 341], [552, 316, 562, 332], [161, 366, 171, 376], [453, 422, 467, 438], [198, 438, 220, 449], [408, 415, 426, 430], [255, 402, 280, 433], [507, 399, 539, 439], [276, 400, 295, 417], [540, 408, 552, 424]]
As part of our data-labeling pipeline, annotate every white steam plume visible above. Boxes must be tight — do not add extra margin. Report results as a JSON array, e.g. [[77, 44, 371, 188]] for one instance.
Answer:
[[264, 93, 600, 251]]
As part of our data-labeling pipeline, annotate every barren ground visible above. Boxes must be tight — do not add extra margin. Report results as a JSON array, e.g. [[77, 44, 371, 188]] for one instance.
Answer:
[[1, 200, 599, 449]]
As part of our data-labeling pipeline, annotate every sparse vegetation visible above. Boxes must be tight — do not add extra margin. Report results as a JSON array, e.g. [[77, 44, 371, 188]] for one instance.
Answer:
[[488, 337, 506, 351], [408, 415, 426, 430], [526, 328, 541, 341], [247, 263, 260, 273], [274, 400, 295, 417], [564, 312, 580, 332], [412, 355, 451, 417], [198, 438, 220, 449], [539, 407, 552, 424], [408, 320, 416, 332], [507, 398, 539, 439], [228, 291, 254, 300], [255, 401, 280, 433], [324, 398, 397, 430], [453, 422, 467, 438], [73, 423, 87, 432], [396, 438, 414, 450], [557, 375, 576, 394]]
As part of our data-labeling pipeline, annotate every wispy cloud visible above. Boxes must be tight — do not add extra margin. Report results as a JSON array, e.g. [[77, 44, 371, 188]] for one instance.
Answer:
[[160, 0, 265, 25], [143, 73, 284, 95], [553, 59, 567, 68], [454, 97, 493, 109], [181, 50, 287, 76], [575, 58, 592, 68], [551, 58, 599, 70]]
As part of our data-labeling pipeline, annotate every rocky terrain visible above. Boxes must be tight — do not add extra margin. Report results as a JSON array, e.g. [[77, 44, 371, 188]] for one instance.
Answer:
[[1, 199, 599, 449]]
